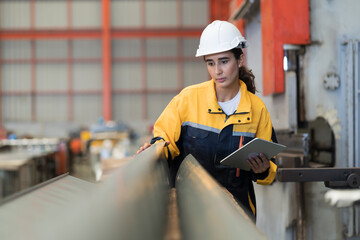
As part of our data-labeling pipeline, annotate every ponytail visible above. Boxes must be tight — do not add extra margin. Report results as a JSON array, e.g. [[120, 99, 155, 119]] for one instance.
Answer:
[[230, 48, 257, 94]]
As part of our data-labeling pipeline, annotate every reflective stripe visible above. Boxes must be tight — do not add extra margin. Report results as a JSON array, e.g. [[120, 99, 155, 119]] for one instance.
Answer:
[[232, 131, 255, 138], [182, 121, 221, 134], [248, 193, 256, 216]]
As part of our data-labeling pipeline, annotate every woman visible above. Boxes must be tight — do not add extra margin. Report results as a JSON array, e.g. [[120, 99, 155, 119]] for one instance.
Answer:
[[137, 20, 277, 217]]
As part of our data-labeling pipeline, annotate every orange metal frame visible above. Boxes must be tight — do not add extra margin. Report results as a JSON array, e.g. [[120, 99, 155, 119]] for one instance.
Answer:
[[0, 0, 204, 130], [210, 0, 233, 21], [230, 0, 310, 96], [261, 0, 310, 95], [0, 2, 1, 98], [0, 37, 2, 138], [102, 0, 111, 121]]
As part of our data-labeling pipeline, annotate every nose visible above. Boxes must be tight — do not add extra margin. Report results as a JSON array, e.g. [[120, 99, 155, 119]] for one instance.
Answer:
[[215, 64, 222, 75]]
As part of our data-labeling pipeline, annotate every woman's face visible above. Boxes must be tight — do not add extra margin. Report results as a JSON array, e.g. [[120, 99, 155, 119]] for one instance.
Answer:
[[204, 50, 243, 89]]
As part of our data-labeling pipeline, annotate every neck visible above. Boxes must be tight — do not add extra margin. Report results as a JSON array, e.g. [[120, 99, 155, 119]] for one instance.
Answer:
[[215, 81, 240, 102]]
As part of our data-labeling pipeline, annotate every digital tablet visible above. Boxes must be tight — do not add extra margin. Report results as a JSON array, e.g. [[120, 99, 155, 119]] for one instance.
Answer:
[[219, 138, 286, 171]]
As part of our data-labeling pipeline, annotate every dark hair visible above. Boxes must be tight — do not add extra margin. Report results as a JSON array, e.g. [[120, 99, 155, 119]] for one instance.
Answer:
[[230, 48, 257, 94]]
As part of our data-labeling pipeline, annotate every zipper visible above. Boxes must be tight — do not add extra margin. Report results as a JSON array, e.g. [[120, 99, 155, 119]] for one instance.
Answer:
[[214, 130, 221, 165], [210, 110, 250, 165], [236, 136, 244, 177]]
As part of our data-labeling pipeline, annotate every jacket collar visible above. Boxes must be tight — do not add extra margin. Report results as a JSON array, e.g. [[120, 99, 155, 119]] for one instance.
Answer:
[[207, 79, 251, 114]]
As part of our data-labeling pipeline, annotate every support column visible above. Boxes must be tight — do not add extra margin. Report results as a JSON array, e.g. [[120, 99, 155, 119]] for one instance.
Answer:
[[0, 40, 4, 138], [102, 0, 112, 121]]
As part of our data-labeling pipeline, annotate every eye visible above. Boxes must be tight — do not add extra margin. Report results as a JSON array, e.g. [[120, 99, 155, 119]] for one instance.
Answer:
[[221, 60, 229, 64], [207, 61, 214, 66]]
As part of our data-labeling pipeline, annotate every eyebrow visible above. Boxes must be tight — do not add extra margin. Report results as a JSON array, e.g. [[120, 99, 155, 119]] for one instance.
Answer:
[[205, 57, 230, 62]]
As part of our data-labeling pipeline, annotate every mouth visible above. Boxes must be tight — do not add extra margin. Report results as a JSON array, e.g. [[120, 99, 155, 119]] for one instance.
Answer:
[[216, 78, 226, 83]]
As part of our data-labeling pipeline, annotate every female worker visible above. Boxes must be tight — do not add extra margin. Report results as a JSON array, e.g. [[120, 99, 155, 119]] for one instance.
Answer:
[[137, 20, 277, 218]]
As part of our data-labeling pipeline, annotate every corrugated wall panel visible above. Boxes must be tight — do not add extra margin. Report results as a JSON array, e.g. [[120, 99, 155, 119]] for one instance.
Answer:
[[182, 0, 209, 26], [0, 1, 31, 29], [112, 62, 142, 90], [36, 63, 68, 91], [147, 93, 175, 121], [111, 0, 141, 27], [1, 64, 32, 91], [73, 95, 102, 123], [72, 1, 101, 28], [35, 1, 67, 29], [183, 61, 208, 87], [73, 39, 102, 58], [182, 38, 200, 57], [1, 96, 31, 122], [112, 39, 141, 58], [73, 63, 102, 91], [146, 0, 177, 27], [36, 40, 68, 59], [36, 96, 67, 122], [113, 94, 142, 122], [1, 0, 209, 132], [1, 40, 31, 60], [146, 62, 178, 89], [146, 38, 177, 57]]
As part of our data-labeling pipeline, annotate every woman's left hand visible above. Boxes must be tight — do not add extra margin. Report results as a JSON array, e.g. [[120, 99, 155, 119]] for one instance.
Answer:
[[247, 153, 270, 174]]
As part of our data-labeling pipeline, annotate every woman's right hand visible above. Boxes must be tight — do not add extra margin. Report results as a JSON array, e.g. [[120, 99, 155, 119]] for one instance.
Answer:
[[136, 142, 151, 155], [135, 141, 170, 155]]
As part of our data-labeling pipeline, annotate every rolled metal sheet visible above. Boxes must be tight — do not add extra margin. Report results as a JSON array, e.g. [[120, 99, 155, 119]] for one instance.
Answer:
[[0, 174, 96, 239], [0, 142, 170, 240], [176, 154, 266, 240], [0, 150, 59, 199]]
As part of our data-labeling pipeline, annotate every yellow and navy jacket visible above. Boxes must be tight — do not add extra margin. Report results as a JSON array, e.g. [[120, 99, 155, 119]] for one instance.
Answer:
[[151, 79, 277, 216]]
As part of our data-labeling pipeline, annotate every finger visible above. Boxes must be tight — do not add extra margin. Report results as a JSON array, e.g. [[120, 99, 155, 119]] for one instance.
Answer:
[[165, 141, 170, 146], [248, 159, 261, 173], [259, 153, 268, 162], [251, 155, 262, 167], [247, 159, 254, 168], [136, 147, 144, 155], [249, 156, 269, 173], [248, 157, 259, 169], [136, 143, 151, 155], [258, 154, 270, 168]]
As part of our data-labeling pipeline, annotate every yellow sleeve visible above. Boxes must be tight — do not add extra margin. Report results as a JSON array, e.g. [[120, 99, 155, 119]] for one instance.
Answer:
[[255, 106, 273, 142], [256, 161, 277, 185], [255, 106, 278, 185], [152, 96, 182, 160]]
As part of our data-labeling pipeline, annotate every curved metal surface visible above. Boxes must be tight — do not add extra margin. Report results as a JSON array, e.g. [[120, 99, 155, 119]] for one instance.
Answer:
[[0, 142, 170, 240], [176, 154, 266, 240]]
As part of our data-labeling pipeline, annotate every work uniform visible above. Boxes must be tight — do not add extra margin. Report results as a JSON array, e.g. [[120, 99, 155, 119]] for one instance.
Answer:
[[151, 79, 277, 216]]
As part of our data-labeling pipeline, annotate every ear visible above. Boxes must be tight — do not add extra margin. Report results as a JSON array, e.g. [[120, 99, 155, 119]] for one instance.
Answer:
[[237, 54, 244, 67]]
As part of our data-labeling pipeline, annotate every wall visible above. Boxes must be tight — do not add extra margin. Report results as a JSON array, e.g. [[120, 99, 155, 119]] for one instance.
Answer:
[[303, 0, 360, 170], [302, 1, 360, 238], [0, 0, 209, 138], [244, 0, 360, 239]]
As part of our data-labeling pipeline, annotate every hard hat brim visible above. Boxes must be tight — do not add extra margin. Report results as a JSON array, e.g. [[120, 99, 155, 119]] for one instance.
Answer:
[[195, 41, 247, 57]]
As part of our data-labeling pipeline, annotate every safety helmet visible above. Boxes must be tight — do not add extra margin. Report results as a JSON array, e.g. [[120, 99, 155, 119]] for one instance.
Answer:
[[195, 20, 247, 57]]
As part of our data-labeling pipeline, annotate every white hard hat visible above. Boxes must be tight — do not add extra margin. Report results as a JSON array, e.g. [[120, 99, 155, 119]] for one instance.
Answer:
[[195, 20, 247, 57]]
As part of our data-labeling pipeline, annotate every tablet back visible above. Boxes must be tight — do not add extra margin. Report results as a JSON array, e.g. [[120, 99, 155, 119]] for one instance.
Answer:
[[220, 138, 286, 171]]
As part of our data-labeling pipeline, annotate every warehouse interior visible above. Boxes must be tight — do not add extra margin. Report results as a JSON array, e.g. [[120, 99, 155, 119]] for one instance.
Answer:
[[0, 0, 360, 240]]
